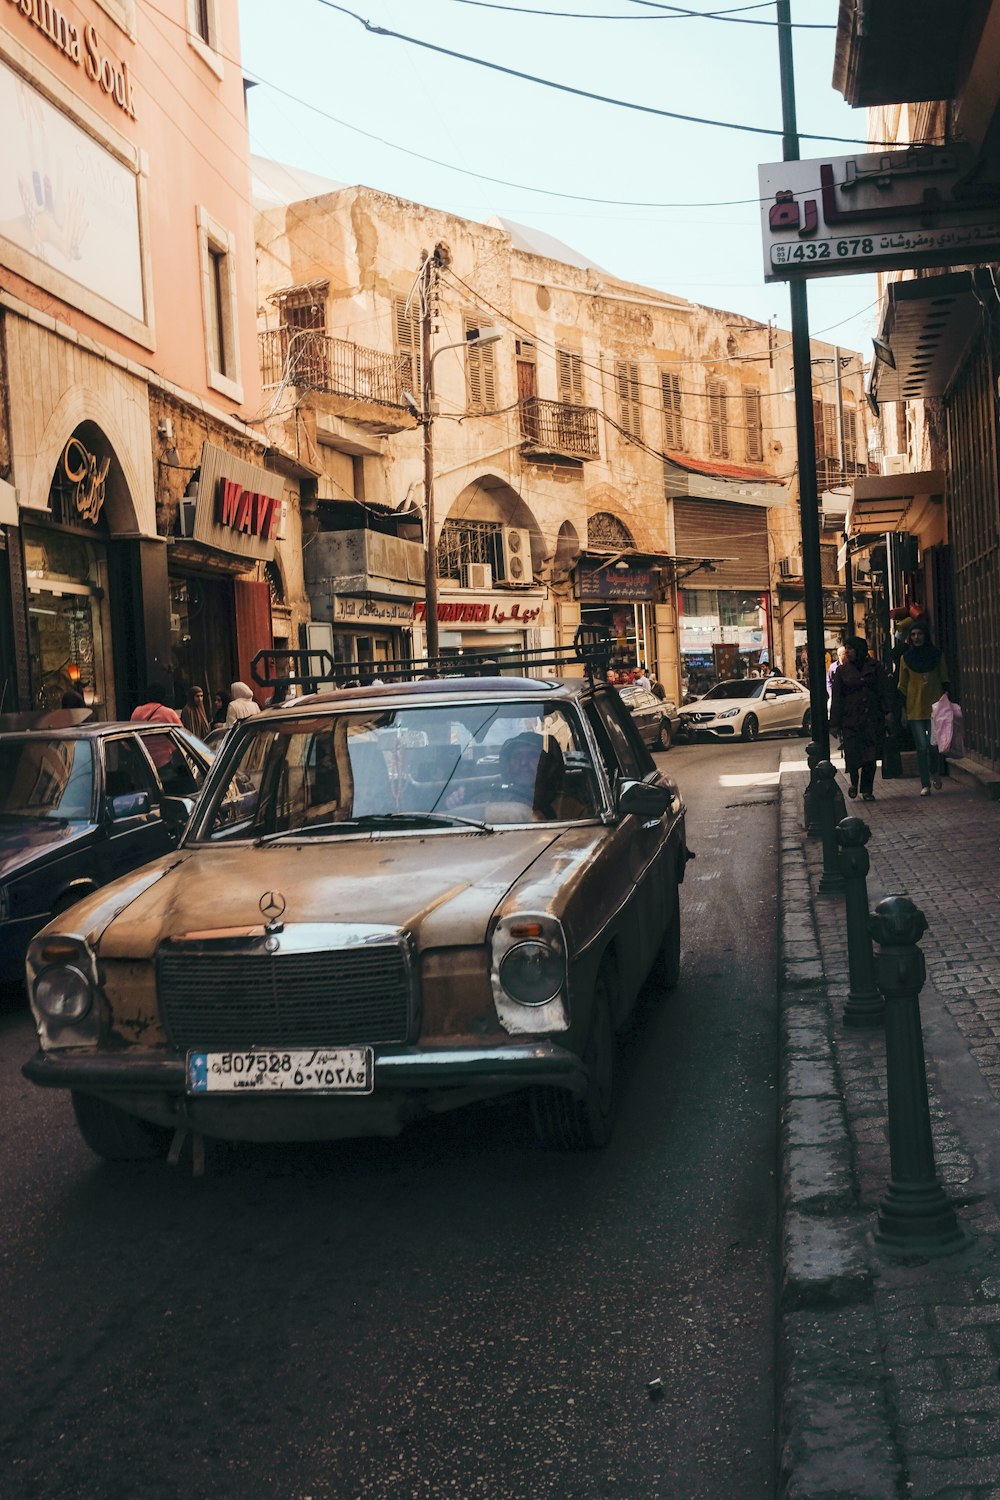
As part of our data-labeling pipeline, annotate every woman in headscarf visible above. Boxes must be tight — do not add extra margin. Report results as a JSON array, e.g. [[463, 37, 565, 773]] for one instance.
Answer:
[[898, 622, 949, 796], [225, 681, 261, 727], [829, 636, 895, 802], [180, 684, 210, 739]]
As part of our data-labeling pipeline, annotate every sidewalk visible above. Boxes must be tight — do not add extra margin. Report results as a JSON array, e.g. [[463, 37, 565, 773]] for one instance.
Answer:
[[777, 749, 1000, 1500]]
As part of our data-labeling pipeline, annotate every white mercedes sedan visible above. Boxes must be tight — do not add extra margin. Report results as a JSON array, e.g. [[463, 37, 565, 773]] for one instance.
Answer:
[[677, 677, 811, 742]]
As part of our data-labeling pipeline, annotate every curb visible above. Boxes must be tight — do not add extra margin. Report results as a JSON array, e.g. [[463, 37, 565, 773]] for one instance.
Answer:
[[776, 749, 904, 1500]]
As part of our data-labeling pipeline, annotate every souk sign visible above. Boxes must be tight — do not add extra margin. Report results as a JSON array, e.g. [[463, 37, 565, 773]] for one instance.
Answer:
[[192, 441, 285, 563], [6, 1, 137, 119], [413, 599, 543, 627], [759, 144, 1000, 283]]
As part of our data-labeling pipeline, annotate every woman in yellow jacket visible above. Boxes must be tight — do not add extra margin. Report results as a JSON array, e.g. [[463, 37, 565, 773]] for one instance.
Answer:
[[897, 623, 949, 796]]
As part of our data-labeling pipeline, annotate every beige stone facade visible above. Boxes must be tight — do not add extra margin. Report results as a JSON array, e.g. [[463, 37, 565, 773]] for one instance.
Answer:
[[255, 170, 867, 699]]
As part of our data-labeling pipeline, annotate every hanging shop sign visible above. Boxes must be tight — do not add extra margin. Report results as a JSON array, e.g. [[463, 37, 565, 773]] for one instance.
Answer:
[[759, 144, 1000, 283], [576, 558, 657, 601], [333, 597, 415, 627], [61, 437, 109, 525], [413, 598, 543, 628], [191, 442, 285, 563]]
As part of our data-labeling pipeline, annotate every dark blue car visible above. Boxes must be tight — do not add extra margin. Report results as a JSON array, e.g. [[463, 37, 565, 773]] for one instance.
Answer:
[[0, 719, 211, 985]]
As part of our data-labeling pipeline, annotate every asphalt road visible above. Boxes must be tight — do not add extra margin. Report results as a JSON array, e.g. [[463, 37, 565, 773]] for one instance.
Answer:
[[0, 738, 787, 1500]]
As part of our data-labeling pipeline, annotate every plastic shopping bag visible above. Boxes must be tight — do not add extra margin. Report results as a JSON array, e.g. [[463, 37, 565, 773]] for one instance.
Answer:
[[931, 695, 963, 756]]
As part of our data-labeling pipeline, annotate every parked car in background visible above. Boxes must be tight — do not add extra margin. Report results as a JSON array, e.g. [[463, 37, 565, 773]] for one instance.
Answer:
[[676, 676, 811, 742], [23, 662, 690, 1160], [617, 683, 679, 751], [0, 720, 212, 984]]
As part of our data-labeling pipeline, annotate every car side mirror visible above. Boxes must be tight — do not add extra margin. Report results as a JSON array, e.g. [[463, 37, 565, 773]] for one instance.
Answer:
[[162, 795, 195, 834], [617, 779, 672, 819], [109, 791, 151, 821]]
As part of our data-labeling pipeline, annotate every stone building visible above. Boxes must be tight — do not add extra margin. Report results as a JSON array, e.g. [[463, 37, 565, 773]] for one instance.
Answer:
[[0, 0, 308, 719], [254, 161, 868, 701]]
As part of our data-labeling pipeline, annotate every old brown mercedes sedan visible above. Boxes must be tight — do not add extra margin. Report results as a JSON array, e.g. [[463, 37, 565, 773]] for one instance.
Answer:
[[23, 669, 688, 1159]]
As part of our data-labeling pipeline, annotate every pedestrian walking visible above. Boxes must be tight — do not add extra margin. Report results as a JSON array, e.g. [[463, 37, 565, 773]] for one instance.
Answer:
[[180, 685, 211, 739], [826, 643, 848, 698], [829, 636, 894, 802], [897, 623, 949, 796], [225, 681, 261, 727]]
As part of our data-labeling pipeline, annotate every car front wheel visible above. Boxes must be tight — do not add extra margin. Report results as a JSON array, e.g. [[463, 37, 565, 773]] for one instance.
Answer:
[[657, 717, 673, 751], [741, 713, 759, 742], [530, 967, 618, 1150], [71, 1091, 173, 1162], [799, 709, 811, 737]]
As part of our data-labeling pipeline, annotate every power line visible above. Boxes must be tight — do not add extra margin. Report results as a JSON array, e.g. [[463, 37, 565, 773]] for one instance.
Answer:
[[315, 2, 870, 143], [622, 0, 834, 25], [434, 0, 790, 20]]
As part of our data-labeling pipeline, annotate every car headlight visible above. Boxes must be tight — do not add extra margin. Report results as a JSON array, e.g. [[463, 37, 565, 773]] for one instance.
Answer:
[[499, 941, 564, 1005], [717, 708, 740, 719], [33, 964, 93, 1023]]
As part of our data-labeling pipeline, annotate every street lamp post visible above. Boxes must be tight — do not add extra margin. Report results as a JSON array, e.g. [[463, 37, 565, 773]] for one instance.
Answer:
[[420, 325, 503, 664]]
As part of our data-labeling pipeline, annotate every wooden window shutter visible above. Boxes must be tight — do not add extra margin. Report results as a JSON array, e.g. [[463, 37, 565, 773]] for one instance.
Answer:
[[616, 359, 642, 440], [743, 385, 763, 462], [708, 378, 729, 458], [813, 397, 825, 458], [393, 295, 422, 398], [661, 371, 683, 449], [464, 312, 497, 412], [557, 349, 584, 405], [843, 403, 858, 468], [823, 403, 838, 460]]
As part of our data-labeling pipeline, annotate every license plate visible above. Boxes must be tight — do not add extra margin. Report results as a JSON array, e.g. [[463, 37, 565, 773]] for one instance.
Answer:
[[186, 1048, 374, 1095]]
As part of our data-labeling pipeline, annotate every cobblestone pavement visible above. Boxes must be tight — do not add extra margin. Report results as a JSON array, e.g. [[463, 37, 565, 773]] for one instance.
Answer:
[[777, 751, 1000, 1500]]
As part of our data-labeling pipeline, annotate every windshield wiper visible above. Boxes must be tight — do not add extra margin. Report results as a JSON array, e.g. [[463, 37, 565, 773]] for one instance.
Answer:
[[256, 811, 489, 844]]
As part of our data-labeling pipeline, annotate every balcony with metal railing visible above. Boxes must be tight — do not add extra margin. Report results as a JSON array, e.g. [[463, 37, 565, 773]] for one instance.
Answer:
[[518, 397, 600, 460], [259, 328, 415, 432]]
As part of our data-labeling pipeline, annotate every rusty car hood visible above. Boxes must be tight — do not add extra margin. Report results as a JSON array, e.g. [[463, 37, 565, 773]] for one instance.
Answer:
[[81, 830, 575, 958]]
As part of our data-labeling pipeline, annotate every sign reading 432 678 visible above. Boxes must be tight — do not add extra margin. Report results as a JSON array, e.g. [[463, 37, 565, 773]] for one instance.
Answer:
[[759, 145, 1000, 283]]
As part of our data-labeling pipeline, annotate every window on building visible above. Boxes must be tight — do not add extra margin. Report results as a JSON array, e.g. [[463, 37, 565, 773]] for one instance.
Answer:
[[464, 313, 498, 413], [843, 401, 859, 470], [187, 0, 222, 74], [393, 295, 423, 405], [708, 378, 730, 458], [557, 349, 584, 405], [743, 386, 763, 463], [661, 371, 683, 450], [196, 207, 241, 400], [616, 360, 642, 440], [281, 288, 327, 388], [812, 398, 839, 483], [437, 518, 504, 582]]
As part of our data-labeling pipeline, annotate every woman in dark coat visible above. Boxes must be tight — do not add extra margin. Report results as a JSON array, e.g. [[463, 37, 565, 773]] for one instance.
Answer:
[[829, 636, 895, 802]]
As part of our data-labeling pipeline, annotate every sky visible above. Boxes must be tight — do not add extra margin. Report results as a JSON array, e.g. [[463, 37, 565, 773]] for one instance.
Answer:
[[237, 0, 879, 361]]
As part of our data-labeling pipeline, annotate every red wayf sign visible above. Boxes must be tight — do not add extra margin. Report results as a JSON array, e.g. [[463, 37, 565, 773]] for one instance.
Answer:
[[216, 478, 280, 541]]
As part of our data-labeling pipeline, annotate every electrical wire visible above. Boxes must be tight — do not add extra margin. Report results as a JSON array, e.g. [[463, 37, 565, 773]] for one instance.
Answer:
[[314, 2, 875, 144], [432, 0, 786, 20]]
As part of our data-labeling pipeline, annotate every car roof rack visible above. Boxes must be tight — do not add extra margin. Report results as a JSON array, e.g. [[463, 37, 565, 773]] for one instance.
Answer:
[[251, 625, 613, 693]]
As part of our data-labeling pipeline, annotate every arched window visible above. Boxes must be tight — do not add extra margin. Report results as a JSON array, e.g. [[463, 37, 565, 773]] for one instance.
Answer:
[[587, 512, 635, 550]]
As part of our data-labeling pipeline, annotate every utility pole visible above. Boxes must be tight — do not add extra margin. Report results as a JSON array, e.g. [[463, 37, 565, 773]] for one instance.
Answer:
[[420, 250, 440, 663], [833, 347, 856, 635], [776, 0, 829, 759]]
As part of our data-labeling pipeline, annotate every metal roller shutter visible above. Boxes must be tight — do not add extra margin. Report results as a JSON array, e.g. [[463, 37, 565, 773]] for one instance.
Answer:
[[673, 499, 769, 587]]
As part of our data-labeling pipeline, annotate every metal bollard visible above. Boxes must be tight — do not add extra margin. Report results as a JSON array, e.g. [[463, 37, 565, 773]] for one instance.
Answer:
[[871, 895, 968, 1258], [813, 761, 845, 893], [836, 817, 884, 1028], [803, 741, 823, 834]]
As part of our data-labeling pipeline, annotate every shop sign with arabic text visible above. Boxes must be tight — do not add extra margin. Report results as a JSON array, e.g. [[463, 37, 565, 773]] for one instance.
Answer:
[[576, 559, 656, 601], [759, 145, 1000, 283]]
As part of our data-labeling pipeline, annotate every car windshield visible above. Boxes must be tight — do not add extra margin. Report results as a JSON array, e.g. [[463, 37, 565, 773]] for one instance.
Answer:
[[196, 700, 602, 842], [0, 738, 95, 820], [697, 681, 764, 702]]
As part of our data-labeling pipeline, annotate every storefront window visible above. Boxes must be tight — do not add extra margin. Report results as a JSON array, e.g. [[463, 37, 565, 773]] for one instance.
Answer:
[[24, 528, 112, 715], [678, 587, 769, 694]]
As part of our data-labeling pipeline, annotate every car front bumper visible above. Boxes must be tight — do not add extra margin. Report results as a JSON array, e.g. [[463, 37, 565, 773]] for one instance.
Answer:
[[23, 1042, 589, 1095]]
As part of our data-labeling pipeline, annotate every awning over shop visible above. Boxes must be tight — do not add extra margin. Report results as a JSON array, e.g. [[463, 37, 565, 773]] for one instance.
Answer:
[[867, 272, 982, 407], [839, 469, 946, 567], [661, 454, 788, 508]]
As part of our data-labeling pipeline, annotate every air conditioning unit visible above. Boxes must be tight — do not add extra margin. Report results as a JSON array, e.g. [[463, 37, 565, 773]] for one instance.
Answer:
[[500, 526, 532, 585], [778, 554, 802, 578], [881, 454, 908, 476], [462, 562, 492, 590]]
